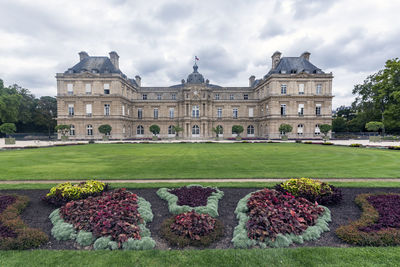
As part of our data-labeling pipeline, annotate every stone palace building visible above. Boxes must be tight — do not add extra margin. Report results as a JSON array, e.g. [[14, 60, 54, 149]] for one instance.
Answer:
[[56, 51, 333, 140]]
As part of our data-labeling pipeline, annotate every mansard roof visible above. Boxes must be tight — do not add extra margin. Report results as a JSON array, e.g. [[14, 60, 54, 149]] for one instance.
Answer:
[[264, 57, 324, 78], [66, 57, 121, 74]]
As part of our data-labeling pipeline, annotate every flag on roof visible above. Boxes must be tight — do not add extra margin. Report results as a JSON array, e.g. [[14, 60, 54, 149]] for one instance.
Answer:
[[195, 56, 199, 61]]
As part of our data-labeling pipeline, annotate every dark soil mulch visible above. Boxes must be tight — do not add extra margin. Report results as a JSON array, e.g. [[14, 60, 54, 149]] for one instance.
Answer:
[[1, 187, 400, 250]]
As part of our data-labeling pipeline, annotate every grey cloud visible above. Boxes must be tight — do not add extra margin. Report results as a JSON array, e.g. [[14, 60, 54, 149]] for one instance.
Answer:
[[259, 21, 286, 39], [291, 0, 336, 19], [155, 2, 193, 23]]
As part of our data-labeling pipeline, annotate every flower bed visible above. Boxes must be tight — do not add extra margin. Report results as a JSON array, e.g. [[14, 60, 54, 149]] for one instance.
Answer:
[[42, 180, 109, 207], [275, 178, 342, 205], [232, 188, 331, 248], [349, 144, 363, 147], [157, 185, 224, 217], [336, 193, 400, 246], [160, 210, 224, 248], [49, 188, 155, 250], [0, 195, 48, 250]]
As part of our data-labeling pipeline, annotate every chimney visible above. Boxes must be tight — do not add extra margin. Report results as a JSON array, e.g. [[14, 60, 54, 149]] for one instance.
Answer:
[[79, 51, 89, 61], [249, 75, 255, 87], [135, 75, 141, 87], [271, 51, 281, 69], [301, 51, 310, 61], [109, 51, 119, 70]]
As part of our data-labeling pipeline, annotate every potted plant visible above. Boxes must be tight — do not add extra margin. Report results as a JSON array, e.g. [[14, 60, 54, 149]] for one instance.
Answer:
[[98, 124, 112, 141], [279, 124, 292, 141], [212, 125, 223, 140], [172, 125, 183, 140], [150, 125, 160, 141], [320, 124, 332, 142], [365, 121, 383, 142], [232, 125, 243, 141], [0, 123, 16, 145], [55, 124, 71, 141]]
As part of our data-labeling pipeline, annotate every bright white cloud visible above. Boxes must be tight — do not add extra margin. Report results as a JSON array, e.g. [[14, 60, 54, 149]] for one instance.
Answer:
[[0, 0, 399, 108]]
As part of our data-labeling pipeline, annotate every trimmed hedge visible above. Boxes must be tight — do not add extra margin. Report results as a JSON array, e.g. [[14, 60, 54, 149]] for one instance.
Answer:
[[156, 184, 224, 217], [232, 189, 331, 248], [336, 193, 400, 246], [0, 194, 48, 250], [49, 192, 155, 250]]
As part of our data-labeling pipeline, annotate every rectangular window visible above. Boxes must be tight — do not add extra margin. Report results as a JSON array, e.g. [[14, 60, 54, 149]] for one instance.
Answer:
[[316, 104, 321, 115], [169, 108, 174, 119], [104, 104, 110, 116], [69, 125, 75, 136], [85, 84, 92, 95], [68, 104, 74, 116], [138, 108, 142, 119], [233, 108, 238, 119], [248, 107, 254, 118], [244, 94, 249, 100], [215, 93, 220, 100], [122, 105, 125, 116], [281, 84, 287, 94], [315, 124, 321, 135], [298, 104, 304, 115], [217, 108, 222, 118], [142, 94, 147, 100], [280, 104, 286, 116], [86, 104, 92, 117], [265, 104, 269, 115], [316, 84, 322, 95], [67, 83, 73, 95], [104, 83, 110, 95], [157, 94, 162, 100], [230, 94, 234, 100], [298, 84, 304, 95], [172, 94, 176, 100], [192, 105, 200, 118], [154, 108, 158, 119]]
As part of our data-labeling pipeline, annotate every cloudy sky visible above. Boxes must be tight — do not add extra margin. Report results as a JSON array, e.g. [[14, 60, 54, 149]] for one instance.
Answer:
[[0, 0, 399, 108]]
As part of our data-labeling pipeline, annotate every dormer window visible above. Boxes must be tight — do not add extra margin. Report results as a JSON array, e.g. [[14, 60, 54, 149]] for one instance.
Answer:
[[281, 70, 287, 74], [290, 69, 297, 74], [92, 69, 98, 74], [172, 94, 176, 100]]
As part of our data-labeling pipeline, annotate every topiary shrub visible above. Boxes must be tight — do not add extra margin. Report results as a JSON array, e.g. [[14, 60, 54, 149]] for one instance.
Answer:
[[274, 178, 342, 205], [160, 210, 224, 248], [336, 193, 400, 246], [42, 180, 109, 207], [157, 185, 224, 217], [232, 188, 331, 248], [0, 195, 48, 250]]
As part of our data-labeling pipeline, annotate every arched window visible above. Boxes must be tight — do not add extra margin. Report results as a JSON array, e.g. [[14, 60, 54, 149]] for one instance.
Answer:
[[216, 125, 223, 135], [297, 124, 304, 135], [70, 125, 75, 136], [315, 124, 321, 135], [86, 125, 93, 136], [137, 125, 144, 135], [247, 125, 255, 135], [192, 125, 200, 135], [168, 125, 175, 135], [122, 126, 126, 134]]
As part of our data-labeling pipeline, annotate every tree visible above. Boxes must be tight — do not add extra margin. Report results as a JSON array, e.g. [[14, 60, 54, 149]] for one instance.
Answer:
[[332, 117, 347, 132], [98, 124, 112, 136], [34, 96, 57, 137], [232, 125, 243, 137], [55, 125, 70, 137], [149, 125, 160, 135], [319, 124, 332, 141], [212, 125, 223, 137], [365, 121, 384, 133], [172, 125, 183, 137], [279, 124, 292, 136], [0, 123, 16, 137]]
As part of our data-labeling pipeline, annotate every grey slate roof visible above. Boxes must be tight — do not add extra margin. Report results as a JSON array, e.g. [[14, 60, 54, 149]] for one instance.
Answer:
[[186, 64, 205, 84], [264, 57, 324, 79]]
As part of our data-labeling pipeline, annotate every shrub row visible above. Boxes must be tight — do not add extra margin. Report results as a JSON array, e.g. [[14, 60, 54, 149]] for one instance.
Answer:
[[275, 178, 342, 205], [50, 189, 155, 250], [232, 188, 331, 248], [0, 194, 48, 250], [157, 185, 224, 217], [42, 180, 109, 207], [336, 193, 400, 246]]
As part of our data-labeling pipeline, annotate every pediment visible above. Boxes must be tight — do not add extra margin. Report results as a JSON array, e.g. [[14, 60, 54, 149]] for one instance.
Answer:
[[74, 72, 99, 78]]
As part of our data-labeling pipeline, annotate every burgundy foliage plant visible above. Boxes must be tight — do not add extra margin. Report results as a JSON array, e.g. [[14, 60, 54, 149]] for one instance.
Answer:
[[170, 210, 216, 240], [169, 186, 217, 207]]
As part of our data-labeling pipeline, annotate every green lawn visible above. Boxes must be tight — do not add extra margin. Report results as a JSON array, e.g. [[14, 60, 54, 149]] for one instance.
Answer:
[[1, 247, 400, 267], [0, 143, 399, 180]]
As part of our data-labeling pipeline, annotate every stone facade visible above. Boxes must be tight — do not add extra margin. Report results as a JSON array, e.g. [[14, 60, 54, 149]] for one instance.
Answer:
[[56, 51, 333, 140]]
